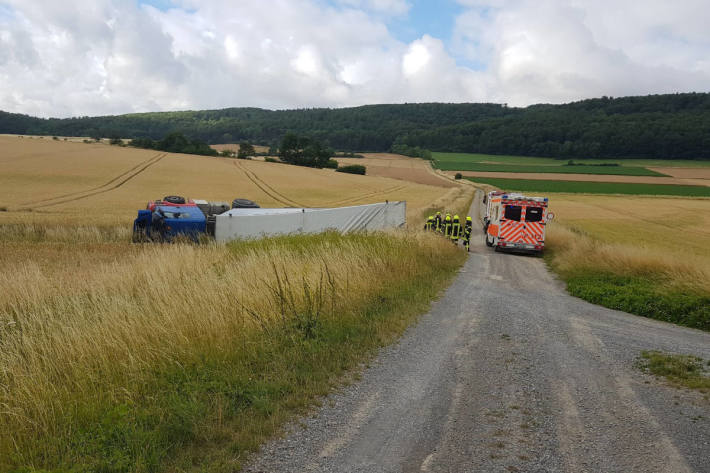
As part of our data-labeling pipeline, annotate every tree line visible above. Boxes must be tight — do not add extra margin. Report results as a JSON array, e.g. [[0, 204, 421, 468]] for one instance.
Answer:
[[2, 93, 710, 160], [128, 133, 217, 156]]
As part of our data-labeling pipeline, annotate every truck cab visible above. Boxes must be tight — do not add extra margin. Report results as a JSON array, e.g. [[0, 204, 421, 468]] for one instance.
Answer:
[[484, 192, 553, 254], [133, 205, 206, 242]]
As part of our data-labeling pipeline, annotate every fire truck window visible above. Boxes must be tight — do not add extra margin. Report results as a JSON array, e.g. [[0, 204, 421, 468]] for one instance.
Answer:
[[525, 207, 543, 222], [504, 205, 521, 221]]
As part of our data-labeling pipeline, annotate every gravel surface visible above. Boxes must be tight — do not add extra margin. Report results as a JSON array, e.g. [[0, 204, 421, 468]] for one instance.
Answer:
[[245, 191, 710, 473]]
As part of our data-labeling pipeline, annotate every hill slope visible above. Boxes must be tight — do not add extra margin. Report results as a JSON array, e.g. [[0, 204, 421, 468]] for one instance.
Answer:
[[2, 93, 710, 159]]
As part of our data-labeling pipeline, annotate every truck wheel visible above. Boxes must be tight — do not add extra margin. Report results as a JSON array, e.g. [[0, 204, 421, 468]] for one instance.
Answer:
[[232, 198, 260, 209], [163, 195, 186, 204], [485, 234, 494, 247]]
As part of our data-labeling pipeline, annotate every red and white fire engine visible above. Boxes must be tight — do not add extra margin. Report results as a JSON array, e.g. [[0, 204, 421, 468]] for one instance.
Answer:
[[482, 191, 554, 254]]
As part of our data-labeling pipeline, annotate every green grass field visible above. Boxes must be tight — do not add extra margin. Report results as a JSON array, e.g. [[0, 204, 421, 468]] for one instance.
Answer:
[[466, 177, 710, 197], [437, 162, 665, 176], [433, 152, 710, 172]]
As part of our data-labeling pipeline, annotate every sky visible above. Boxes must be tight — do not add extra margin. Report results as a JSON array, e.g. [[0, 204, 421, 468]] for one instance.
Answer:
[[0, 0, 708, 118]]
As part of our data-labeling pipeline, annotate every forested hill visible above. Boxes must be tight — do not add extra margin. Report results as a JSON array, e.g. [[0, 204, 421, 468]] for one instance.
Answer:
[[2, 93, 709, 159]]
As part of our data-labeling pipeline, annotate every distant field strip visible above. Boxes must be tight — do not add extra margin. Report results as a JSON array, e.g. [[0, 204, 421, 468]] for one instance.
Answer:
[[21, 153, 167, 209], [432, 152, 710, 168], [467, 177, 710, 197], [450, 171, 708, 187], [435, 162, 665, 176]]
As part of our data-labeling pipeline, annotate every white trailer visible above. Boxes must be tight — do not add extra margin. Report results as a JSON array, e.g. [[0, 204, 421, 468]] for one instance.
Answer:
[[214, 201, 407, 242]]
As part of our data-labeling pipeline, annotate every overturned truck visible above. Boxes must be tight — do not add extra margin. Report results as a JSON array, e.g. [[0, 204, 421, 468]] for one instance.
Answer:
[[132, 196, 406, 242]]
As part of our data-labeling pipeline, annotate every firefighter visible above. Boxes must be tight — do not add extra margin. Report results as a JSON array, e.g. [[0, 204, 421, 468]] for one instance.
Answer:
[[463, 216, 473, 252], [424, 215, 435, 231], [434, 211, 443, 233], [444, 213, 452, 236], [451, 214, 461, 244]]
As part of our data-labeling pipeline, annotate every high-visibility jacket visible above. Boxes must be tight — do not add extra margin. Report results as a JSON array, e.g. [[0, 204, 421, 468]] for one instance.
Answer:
[[451, 217, 461, 240], [463, 225, 472, 250], [434, 215, 442, 232], [444, 216, 452, 236], [425, 217, 434, 231]]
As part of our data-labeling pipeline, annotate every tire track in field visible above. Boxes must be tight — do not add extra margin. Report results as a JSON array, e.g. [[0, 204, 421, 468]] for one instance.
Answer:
[[22, 153, 167, 210], [20, 153, 165, 206], [232, 160, 305, 207], [327, 184, 409, 207]]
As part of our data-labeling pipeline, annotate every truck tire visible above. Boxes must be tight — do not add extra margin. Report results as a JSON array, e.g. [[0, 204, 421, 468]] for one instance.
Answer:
[[485, 234, 494, 247], [232, 198, 260, 209], [163, 195, 186, 204]]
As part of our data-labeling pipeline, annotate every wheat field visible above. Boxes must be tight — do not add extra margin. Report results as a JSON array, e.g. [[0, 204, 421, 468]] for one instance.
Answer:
[[549, 194, 710, 265], [542, 193, 710, 311], [0, 136, 459, 226], [0, 137, 471, 470]]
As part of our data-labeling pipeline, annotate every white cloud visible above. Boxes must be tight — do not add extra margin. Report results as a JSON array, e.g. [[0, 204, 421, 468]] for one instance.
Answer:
[[0, 0, 708, 117], [453, 0, 710, 105]]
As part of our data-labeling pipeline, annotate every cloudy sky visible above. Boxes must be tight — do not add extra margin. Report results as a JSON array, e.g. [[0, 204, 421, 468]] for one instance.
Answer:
[[0, 0, 708, 117]]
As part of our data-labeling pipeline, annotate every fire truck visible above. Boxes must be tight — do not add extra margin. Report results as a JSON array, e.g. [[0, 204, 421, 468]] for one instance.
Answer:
[[482, 191, 554, 254]]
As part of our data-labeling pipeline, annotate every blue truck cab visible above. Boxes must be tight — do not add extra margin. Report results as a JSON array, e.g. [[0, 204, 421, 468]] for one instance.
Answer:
[[133, 205, 206, 242]]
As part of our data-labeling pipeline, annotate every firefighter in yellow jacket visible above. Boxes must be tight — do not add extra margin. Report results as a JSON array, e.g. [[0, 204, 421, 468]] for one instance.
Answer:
[[451, 215, 461, 243], [463, 216, 473, 251], [424, 215, 434, 231], [434, 211, 443, 233], [444, 213, 452, 236]]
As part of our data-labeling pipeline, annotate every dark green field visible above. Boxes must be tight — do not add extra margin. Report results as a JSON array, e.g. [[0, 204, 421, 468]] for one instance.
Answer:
[[467, 177, 710, 197], [432, 152, 710, 169], [439, 162, 665, 176]]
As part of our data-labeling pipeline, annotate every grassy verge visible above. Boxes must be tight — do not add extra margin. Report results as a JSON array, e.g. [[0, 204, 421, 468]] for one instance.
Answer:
[[419, 183, 476, 222], [0, 231, 465, 472], [436, 162, 663, 176], [638, 351, 710, 393], [545, 225, 710, 331], [466, 177, 710, 197]]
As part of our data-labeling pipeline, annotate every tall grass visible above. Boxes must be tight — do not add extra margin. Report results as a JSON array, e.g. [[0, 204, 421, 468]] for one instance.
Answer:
[[420, 184, 476, 221], [0, 222, 131, 243], [546, 225, 710, 330], [0, 230, 464, 471]]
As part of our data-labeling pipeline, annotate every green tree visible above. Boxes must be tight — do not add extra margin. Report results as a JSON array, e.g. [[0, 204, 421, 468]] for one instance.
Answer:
[[279, 133, 333, 168], [238, 141, 256, 158]]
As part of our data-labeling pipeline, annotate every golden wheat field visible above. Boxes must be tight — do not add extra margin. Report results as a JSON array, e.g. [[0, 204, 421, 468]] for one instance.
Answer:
[[542, 193, 710, 295], [0, 136, 472, 469], [0, 136, 462, 227], [549, 194, 710, 261]]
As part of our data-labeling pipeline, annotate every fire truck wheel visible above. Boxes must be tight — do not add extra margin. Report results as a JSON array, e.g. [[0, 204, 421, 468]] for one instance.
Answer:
[[485, 234, 494, 247]]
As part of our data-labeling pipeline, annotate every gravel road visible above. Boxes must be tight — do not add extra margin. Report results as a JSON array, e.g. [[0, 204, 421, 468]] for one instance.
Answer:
[[246, 191, 710, 473]]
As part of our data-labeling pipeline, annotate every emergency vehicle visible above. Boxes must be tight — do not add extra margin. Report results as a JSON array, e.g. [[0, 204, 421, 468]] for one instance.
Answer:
[[482, 191, 554, 254]]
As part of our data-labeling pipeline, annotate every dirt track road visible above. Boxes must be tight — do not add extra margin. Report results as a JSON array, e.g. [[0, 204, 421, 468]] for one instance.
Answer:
[[246, 191, 710, 473]]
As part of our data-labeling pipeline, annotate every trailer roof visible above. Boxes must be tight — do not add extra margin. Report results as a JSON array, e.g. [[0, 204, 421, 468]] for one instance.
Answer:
[[220, 202, 404, 217]]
